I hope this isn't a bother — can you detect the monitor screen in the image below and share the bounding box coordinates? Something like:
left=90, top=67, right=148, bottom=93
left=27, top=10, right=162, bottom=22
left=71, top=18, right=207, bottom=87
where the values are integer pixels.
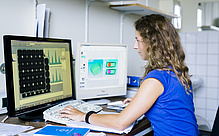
left=3, top=35, right=74, bottom=120
left=75, top=43, right=128, bottom=100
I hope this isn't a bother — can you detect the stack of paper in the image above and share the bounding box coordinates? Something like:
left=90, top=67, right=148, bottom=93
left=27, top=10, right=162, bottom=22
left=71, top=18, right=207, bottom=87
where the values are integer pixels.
left=0, top=123, right=34, bottom=135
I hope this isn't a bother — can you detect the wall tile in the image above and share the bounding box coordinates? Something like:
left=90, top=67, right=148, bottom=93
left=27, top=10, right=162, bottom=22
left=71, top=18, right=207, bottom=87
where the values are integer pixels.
left=207, top=99, right=218, bottom=110
left=195, top=87, right=207, bottom=98
left=208, top=43, right=219, bottom=54
left=206, top=109, right=217, bottom=122
left=195, top=109, right=206, bottom=118
left=181, top=42, right=186, bottom=49
left=206, top=109, right=218, bottom=129
left=182, top=43, right=187, bottom=54
left=186, top=33, right=197, bottom=43
left=196, top=54, right=207, bottom=65
left=218, top=90, right=219, bottom=103
left=179, top=33, right=186, bottom=43
left=207, top=65, right=218, bottom=77
left=208, top=32, right=219, bottom=43
left=186, top=43, right=196, bottom=54
left=197, top=32, right=208, bottom=43
left=207, top=77, right=218, bottom=88
left=196, top=65, right=207, bottom=76
left=195, top=97, right=206, bottom=109
left=186, top=54, right=196, bottom=65
left=207, top=54, right=218, bottom=65
left=180, top=31, right=219, bottom=130
left=188, top=65, right=196, bottom=75
left=207, top=88, right=218, bottom=99
left=193, top=96, right=196, bottom=103
left=197, top=43, right=208, bottom=54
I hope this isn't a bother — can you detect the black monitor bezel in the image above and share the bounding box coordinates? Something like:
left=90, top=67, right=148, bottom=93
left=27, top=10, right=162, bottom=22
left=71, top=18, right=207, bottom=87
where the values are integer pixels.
left=3, top=35, right=75, bottom=117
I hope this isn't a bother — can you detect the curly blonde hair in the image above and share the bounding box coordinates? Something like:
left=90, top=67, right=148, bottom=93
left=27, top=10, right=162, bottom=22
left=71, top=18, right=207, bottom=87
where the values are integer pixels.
left=135, top=14, right=192, bottom=92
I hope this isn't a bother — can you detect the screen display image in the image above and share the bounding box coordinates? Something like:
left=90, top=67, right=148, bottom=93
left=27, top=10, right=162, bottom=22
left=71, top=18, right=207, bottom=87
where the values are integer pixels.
left=75, top=43, right=128, bottom=100
left=88, top=59, right=104, bottom=77
left=88, top=59, right=118, bottom=78
left=3, top=35, right=74, bottom=121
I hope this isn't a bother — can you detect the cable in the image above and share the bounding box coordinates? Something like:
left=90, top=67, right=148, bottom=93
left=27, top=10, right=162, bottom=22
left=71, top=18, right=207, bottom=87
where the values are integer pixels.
left=1, top=115, right=8, bottom=123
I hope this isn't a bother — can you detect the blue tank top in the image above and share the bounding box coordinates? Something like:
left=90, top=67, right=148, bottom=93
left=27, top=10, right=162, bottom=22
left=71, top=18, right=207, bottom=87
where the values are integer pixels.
left=144, top=69, right=199, bottom=136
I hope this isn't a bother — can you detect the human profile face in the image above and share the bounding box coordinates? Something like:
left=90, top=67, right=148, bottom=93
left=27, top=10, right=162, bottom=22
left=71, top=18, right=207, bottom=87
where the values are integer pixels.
left=133, top=30, right=148, bottom=60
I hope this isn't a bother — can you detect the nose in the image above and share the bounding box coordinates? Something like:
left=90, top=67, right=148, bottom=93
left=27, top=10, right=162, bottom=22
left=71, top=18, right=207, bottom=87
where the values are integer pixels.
left=133, top=40, right=138, bottom=49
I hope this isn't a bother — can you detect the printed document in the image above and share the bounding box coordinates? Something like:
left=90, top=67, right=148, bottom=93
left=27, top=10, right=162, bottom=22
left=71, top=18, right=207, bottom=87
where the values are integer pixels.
left=0, top=123, right=34, bottom=135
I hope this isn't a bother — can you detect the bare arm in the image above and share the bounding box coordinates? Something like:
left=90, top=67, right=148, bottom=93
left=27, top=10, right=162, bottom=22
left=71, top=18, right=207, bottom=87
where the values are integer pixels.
left=59, top=78, right=164, bottom=130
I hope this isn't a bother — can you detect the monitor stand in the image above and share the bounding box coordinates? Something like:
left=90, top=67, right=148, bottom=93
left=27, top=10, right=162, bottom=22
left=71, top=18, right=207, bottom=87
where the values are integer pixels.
left=18, top=109, right=45, bottom=122
left=86, top=98, right=111, bottom=105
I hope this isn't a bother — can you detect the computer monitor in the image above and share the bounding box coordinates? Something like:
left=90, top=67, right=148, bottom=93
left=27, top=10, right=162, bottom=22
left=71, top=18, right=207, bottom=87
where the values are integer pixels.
left=3, top=35, right=74, bottom=121
left=75, top=43, right=128, bottom=100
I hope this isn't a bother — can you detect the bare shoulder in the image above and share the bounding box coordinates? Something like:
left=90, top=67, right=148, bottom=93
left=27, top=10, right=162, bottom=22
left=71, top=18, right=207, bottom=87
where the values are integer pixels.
left=139, top=78, right=164, bottom=96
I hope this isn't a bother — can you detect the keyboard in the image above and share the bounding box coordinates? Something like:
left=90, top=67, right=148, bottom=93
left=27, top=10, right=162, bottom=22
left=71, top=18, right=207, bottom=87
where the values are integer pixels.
left=43, top=99, right=102, bottom=124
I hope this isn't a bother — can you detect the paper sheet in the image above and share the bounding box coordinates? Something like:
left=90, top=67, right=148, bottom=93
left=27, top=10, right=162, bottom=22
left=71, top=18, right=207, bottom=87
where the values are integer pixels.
left=44, top=8, right=50, bottom=38
left=36, top=4, right=46, bottom=37
left=0, top=123, right=34, bottom=135
left=87, top=132, right=106, bottom=136
left=67, top=121, right=134, bottom=134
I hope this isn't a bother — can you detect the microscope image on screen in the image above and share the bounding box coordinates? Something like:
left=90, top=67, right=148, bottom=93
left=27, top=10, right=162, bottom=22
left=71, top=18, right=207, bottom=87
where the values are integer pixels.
left=17, top=49, right=50, bottom=99
left=88, top=59, right=103, bottom=78
left=16, top=47, right=67, bottom=101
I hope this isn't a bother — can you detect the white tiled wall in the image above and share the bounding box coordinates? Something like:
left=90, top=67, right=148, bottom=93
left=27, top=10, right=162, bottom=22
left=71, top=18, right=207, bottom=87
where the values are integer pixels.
left=179, top=31, right=219, bottom=130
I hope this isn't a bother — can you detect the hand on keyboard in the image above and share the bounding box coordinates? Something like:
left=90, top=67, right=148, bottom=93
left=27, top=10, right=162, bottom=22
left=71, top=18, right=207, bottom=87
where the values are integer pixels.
left=59, top=105, right=86, bottom=122
left=43, top=100, right=102, bottom=124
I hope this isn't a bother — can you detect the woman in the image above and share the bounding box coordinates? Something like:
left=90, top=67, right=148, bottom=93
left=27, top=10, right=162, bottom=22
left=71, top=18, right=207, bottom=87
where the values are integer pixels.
left=59, top=14, right=199, bottom=135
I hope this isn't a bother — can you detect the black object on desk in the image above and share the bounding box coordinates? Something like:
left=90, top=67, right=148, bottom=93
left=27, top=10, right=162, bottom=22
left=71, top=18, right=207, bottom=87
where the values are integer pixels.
left=211, top=107, right=219, bottom=136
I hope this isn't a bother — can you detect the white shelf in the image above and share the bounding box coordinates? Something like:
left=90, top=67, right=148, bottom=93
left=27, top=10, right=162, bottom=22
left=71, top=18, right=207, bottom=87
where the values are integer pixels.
left=110, top=3, right=179, bottom=18
left=201, top=26, right=219, bottom=31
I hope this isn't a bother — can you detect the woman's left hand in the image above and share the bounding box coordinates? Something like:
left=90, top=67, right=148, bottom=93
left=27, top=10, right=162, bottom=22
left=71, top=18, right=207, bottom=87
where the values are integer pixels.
left=58, top=105, right=86, bottom=122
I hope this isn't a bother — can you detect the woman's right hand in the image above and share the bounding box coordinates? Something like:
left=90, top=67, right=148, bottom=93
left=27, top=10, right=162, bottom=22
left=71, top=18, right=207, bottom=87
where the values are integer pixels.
left=59, top=105, right=86, bottom=122
left=123, top=98, right=133, bottom=104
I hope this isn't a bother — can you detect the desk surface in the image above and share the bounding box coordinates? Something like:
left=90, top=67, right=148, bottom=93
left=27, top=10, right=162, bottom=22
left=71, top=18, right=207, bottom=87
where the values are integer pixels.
left=0, top=97, right=152, bottom=136
left=0, top=114, right=151, bottom=136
